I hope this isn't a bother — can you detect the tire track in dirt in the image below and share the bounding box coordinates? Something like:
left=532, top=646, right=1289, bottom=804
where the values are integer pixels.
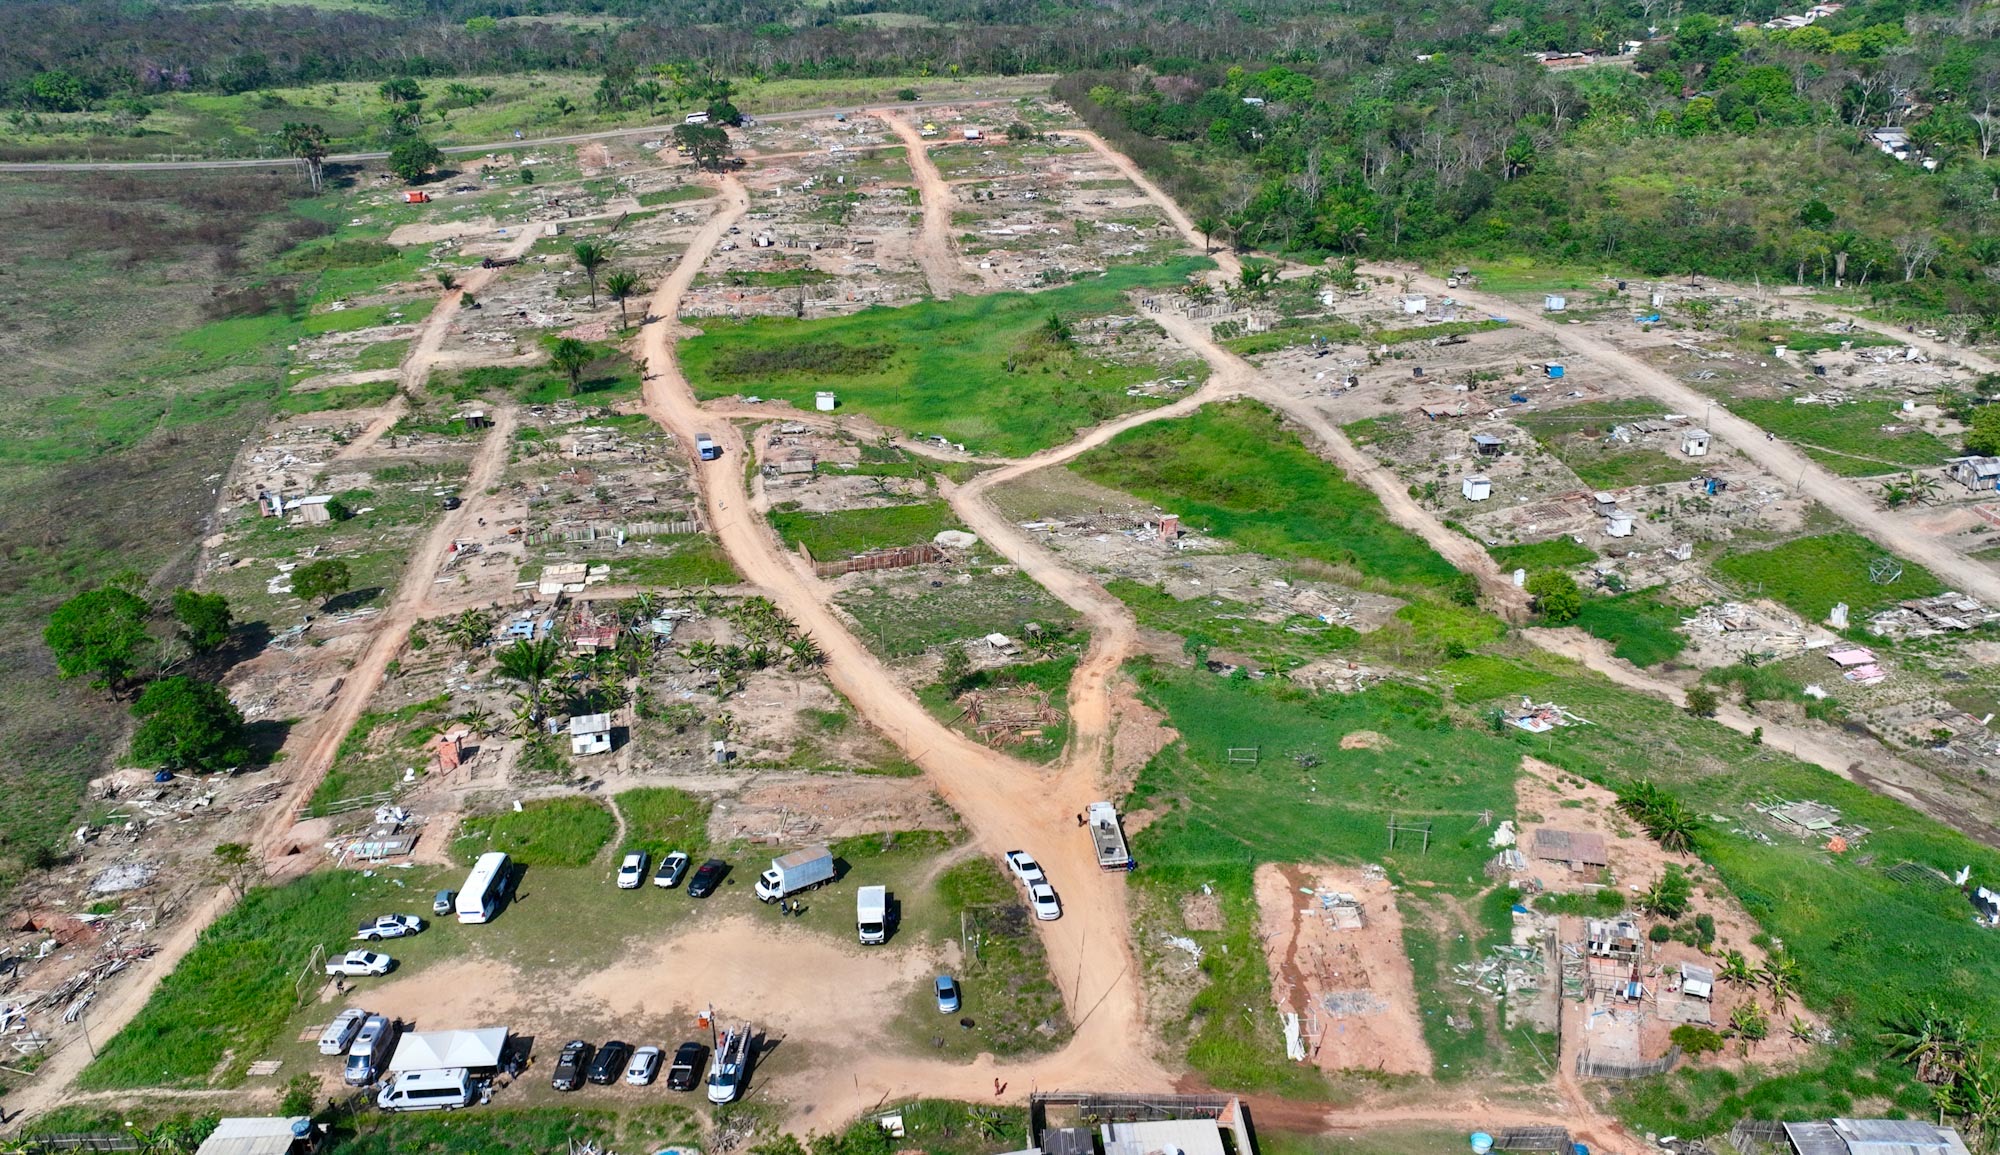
left=877, top=111, right=971, bottom=299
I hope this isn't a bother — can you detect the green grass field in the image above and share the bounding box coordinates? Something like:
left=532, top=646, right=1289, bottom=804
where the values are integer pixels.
left=601, top=534, right=742, bottom=587
left=770, top=501, right=962, bottom=559
left=1713, top=532, right=1942, bottom=619
left=1728, top=398, right=1957, bottom=476
left=682, top=259, right=1211, bottom=456
left=1105, top=579, right=1360, bottom=669
left=614, top=787, right=709, bottom=861
left=1487, top=538, right=1596, bottom=572
left=1573, top=587, right=1690, bottom=667
left=1073, top=401, right=1459, bottom=589
left=452, top=797, right=616, bottom=867
left=79, top=871, right=443, bottom=1090
left=837, top=566, right=1083, bottom=659
left=1517, top=400, right=1702, bottom=490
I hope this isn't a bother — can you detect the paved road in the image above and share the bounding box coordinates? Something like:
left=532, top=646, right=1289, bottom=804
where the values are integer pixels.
left=0, top=89, right=1052, bottom=173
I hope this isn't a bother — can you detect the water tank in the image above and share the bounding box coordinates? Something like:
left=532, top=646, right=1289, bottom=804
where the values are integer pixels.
left=1470, top=1134, right=1494, bottom=1155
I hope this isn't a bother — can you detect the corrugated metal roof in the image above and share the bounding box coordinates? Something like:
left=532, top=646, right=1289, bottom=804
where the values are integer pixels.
left=195, top=1117, right=308, bottom=1155
left=1784, top=1122, right=1849, bottom=1155
left=1103, top=1119, right=1228, bottom=1155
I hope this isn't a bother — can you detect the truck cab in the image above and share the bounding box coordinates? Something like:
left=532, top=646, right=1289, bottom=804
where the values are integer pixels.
left=695, top=434, right=721, bottom=461
left=857, top=885, right=887, bottom=944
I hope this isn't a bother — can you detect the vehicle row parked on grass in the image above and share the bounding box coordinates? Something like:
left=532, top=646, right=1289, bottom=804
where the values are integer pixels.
left=612, top=849, right=707, bottom=892
left=552, top=1038, right=711, bottom=1093
left=1004, top=849, right=1061, bottom=921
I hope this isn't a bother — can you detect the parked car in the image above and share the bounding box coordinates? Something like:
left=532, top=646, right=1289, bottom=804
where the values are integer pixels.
left=344, top=1014, right=398, bottom=1085
left=625, top=1045, right=663, bottom=1086
left=318, top=1008, right=368, bottom=1055
left=587, top=1040, right=633, bottom=1085
left=551, top=1040, right=593, bottom=1092
left=653, top=851, right=691, bottom=889
left=617, top=851, right=649, bottom=890
left=1003, top=851, right=1046, bottom=886
left=666, top=1042, right=708, bottom=1091
left=432, top=889, right=456, bottom=917
left=1028, top=882, right=1061, bottom=921
left=354, top=914, right=424, bottom=941
left=687, top=859, right=727, bottom=898
left=325, top=950, right=394, bottom=977
left=935, top=975, right=961, bottom=1014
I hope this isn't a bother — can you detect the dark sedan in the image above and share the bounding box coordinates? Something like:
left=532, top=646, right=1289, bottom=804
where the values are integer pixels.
left=587, top=1040, right=633, bottom=1085
left=687, top=859, right=728, bottom=898
left=551, top=1040, right=593, bottom=1092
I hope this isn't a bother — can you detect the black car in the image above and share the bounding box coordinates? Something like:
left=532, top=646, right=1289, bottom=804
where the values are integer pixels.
left=551, top=1040, right=593, bottom=1092
left=587, top=1040, right=633, bottom=1085
left=666, top=1041, right=709, bottom=1092
left=687, top=859, right=727, bottom=898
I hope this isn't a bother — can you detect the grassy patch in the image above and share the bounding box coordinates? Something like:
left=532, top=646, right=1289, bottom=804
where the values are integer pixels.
left=1573, top=588, right=1691, bottom=667
left=919, top=653, right=1078, bottom=763
left=837, top=567, right=1082, bottom=659
left=602, top=534, right=742, bottom=587
left=1488, top=538, right=1596, bottom=571
left=614, top=787, right=709, bottom=861
left=326, top=1105, right=700, bottom=1155
left=770, top=501, right=962, bottom=559
left=636, top=186, right=713, bottom=207
left=276, top=379, right=398, bottom=414
left=918, top=857, right=1073, bottom=1057
left=453, top=797, right=615, bottom=867
left=1517, top=400, right=1701, bottom=490
left=310, top=695, right=453, bottom=814
left=80, top=871, right=440, bottom=1090
left=1073, top=401, right=1458, bottom=589
left=1373, top=319, right=1510, bottom=345
left=1713, top=532, right=1942, bottom=619
left=1729, top=398, right=1957, bottom=476
left=682, top=259, right=1211, bottom=455
left=1106, top=579, right=1360, bottom=670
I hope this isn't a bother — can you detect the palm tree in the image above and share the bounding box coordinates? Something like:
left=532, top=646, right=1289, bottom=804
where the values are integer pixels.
left=1881, top=1002, right=1976, bottom=1085
left=604, top=269, right=645, bottom=330
left=786, top=634, right=825, bottom=671
left=494, top=636, right=562, bottom=725
left=1761, top=952, right=1803, bottom=1010
left=571, top=240, right=611, bottom=306
left=279, top=122, right=330, bottom=193
left=1194, top=213, right=1220, bottom=255
left=1718, top=949, right=1757, bottom=988
left=546, top=336, right=593, bottom=395
left=448, top=608, right=493, bottom=652
left=1646, top=797, right=1702, bottom=854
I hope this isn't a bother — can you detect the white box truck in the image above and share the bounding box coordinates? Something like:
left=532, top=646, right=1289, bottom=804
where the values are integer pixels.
left=1087, top=802, right=1132, bottom=870
left=857, top=886, right=887, bottom=944
left=754, top=845, right=834, bottom=902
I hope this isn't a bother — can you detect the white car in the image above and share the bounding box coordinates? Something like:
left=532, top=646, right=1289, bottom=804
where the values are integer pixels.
left=318, top=1008, right=369, bottom=1055
left=625, top=1045, right=664, bottom=1086
left=325, top=950, right=394, bottom=977
left=1028, top=882, right=1061, bottom=922
left=654, top=851, right=691, bottom=889
left=1003, top=850, right=1046, bottom=886
left=617, top=851, right=650, bottom=890
left=354, top=914, right=425, bottom=941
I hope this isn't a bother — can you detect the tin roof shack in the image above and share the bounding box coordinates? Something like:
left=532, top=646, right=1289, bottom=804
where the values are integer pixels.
left=1462, top=476, right=1493, bottom=502
left=1678, top=962, right=1714, bottom=1000
left=1532, top=828, right=1608, bottom=873
left=1681, top=428, right=1711, bottom=457
left=1950, top=457, right=2000, bottom=491
left=1769, top=1119, right=1972, bottom=1155
left=1028, top=1092, right=1256, bottom=1155
left=1473, top=433, right=1506, bottom=456
left=568, top=713, right=612, bottom=756
left=538, top=562, right=589, bottom=597
left=195, top=1118, right=320, bottom=1155
left=1585, top=916, right=1642, bottom=960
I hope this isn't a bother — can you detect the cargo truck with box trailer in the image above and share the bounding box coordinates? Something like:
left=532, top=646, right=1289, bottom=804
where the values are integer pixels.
left=753, top=845, right=834, bottom=902
left=856, top=886, right=887, bottom=944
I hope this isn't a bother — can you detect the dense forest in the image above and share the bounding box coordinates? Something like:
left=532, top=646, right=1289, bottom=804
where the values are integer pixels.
left=2, top=0, right=1996, bottom=328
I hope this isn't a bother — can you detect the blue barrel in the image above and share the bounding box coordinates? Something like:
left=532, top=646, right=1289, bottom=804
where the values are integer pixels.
left=1470, top=1133, right=1494, bottom=1155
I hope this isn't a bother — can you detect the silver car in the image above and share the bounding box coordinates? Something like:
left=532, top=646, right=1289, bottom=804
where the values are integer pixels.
left=625, top=1045, right=664, bottom=1086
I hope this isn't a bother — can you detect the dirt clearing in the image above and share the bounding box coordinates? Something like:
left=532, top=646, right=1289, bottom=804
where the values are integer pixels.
left=1253, top=862, right=1432, bottom=1077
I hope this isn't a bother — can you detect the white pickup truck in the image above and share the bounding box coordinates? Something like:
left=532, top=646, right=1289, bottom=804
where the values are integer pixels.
left=325, top=950, right=394, bottom=977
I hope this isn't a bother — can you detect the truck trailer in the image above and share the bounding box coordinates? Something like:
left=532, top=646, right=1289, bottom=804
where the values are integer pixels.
left=1087, top=802, right=1132, bottom=870
left=856, top=886, right=887, bottom=944
left=754, top=846, right=834, bottom=902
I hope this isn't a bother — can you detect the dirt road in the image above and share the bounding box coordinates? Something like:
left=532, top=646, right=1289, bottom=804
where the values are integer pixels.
left=334, top=226, right=542, bottom=462
left=877, top=113, right=970, bottom=298
left=1386, top=265, right=2000, bottom=608
left=635, top=174, right=1173, bottom=1116
left=1066, top=130, right=1239, bottom=282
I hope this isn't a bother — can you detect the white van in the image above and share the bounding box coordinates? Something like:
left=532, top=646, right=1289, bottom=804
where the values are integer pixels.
left=684, top=111, right=710, bottom=125
left=376, top=1067, right=475, bottom=1112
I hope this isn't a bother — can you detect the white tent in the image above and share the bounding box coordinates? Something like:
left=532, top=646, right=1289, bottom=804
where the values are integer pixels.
left=388, top=1027, right=509, bottom=1073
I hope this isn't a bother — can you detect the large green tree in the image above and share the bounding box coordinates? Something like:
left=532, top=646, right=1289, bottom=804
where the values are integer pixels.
left=1525, top=570, right=1582, bottom=623
left=130, top=676, right=249, bottom=772
left=45, top=586, right=152, bottom=692
left=171, top=589, right=233, bottom=653
left=546, top=336, right=593, bottom=394
left=292, top=558, right=352, bottom=607
left=389, top=136, right=443, bottom=183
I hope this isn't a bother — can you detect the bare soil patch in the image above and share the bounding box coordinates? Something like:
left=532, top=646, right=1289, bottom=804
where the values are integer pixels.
left=1253, top=862, right=1432, bottom=1077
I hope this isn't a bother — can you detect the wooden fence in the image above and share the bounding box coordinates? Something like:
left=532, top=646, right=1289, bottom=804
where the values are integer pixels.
left=1575, top=1044, right=1681, bottom=1079
left=808, top=543, right=944, bottom=579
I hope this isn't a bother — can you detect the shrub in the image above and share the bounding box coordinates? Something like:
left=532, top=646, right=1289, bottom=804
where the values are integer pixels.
left=1672, top=1024, right=1728, bottom=1056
